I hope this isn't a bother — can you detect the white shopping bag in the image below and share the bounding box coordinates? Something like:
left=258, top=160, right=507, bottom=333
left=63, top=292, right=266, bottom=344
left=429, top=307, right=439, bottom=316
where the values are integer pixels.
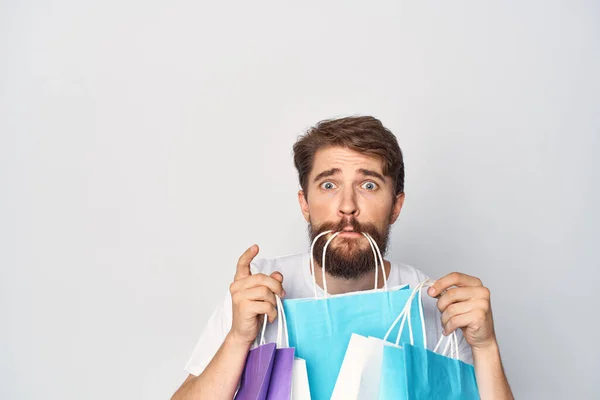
left=291, top=357, right=311, bottom=399
left=357, top=337, right=387, bottom=399
left=330, top=334, right=383, bottom=399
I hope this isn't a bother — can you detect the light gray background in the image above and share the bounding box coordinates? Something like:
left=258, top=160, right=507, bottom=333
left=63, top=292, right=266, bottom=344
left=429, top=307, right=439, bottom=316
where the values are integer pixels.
left=1, top=1, right=599, bottom=399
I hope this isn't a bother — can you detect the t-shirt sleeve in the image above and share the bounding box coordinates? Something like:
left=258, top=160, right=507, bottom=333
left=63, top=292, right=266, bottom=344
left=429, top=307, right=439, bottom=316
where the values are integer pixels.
left=184, top=291, right=233, bottom=376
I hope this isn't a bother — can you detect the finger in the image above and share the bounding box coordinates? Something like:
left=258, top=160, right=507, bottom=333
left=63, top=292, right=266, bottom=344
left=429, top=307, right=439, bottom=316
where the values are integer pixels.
left=270, top=271, right=284, bottom=283
left=428, top=272, right=483, bottom=297
left=242, top=286, right=278, bottom=308
left=234, top=245, right=259, bottom=281
left=230, top=274, right=286, bottom=298
left=443, top=309, right=487, bottom=335
left=440, top=299, right=489, bottom=326
left=249, top=301, right=278, bottom=323
left=437, top=287, right=490, bottom=313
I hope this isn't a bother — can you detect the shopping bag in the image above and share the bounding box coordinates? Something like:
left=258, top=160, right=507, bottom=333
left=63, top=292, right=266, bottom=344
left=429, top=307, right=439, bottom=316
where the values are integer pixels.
left=236, top=294, right=291, bottom=400
left=235, top=333, right=277, bottom=400
left=290, top=358, right=311, bottom=400
left=333, top=279, right=429, bottom=400
left=266, top=296, right=295, bottom=400
left=283, top=231, right=424, bottom=400
left=378, top=343, right=408, bottom=399
left=403, top=335, right=479, bottom=399
left=378, top=279, right=433, bottom=399
left=330, top=333, right=382, bottom=399
left=377, top=280, right=480, bottom=399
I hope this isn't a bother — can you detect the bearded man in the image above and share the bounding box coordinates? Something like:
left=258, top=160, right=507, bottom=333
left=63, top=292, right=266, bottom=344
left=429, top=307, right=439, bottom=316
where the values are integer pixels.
left=172, top=116, right=514, bottom=400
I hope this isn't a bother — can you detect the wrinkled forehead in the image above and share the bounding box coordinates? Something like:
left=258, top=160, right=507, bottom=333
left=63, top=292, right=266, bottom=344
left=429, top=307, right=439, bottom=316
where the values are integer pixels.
left=309, top=146, right=386, bottom=180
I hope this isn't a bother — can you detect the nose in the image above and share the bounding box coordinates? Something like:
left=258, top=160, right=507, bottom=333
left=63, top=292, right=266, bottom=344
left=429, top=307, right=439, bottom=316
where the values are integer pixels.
left=337, top=187, right=359, bottom=217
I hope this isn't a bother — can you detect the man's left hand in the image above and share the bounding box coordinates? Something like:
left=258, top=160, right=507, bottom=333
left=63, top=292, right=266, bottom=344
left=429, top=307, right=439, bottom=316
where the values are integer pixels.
left=428, top=272, right=497, bottom=351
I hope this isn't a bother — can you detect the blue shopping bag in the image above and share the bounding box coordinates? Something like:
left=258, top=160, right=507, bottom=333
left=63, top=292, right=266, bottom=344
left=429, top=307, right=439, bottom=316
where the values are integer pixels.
left=336, top=279, right=432, bottom=400
left=379, top=341, right=479, bottom=400
left=378, top=280, right=479, bottom=400
left=403, top=342, right=479, bottom=399
left=379, top=344, right=408, bottom=399
left=283, top=231, right=425, bottom=400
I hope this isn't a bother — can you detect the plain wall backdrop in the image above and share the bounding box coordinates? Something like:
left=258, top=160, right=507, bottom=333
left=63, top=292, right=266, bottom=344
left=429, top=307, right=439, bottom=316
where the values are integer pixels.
left=1, top=1, right=599, bottom=399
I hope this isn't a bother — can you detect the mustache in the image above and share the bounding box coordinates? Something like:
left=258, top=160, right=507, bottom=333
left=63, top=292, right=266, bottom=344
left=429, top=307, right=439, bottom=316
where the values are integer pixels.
left=312, top=218, right=382, bottom=241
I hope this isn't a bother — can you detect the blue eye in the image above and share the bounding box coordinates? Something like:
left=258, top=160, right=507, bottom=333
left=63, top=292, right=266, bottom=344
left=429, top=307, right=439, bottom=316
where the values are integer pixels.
left=362, top=181, right=378, bottom=191
left=321, top=181, right=336, bottom=190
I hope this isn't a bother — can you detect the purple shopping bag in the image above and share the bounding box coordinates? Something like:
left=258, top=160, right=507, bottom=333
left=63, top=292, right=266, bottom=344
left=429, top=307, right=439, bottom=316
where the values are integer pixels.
left=237, top=295, right=296, bottom=400
left=266, top=347, right=295, bottom=399
left=235, top=316, right=277, bottom=400
left=266, top=296, right=295, bottom=400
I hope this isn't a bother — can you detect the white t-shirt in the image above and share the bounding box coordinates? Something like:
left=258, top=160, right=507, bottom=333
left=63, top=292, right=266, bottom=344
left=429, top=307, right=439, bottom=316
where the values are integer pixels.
left=184, top=253, right=473, bottom=376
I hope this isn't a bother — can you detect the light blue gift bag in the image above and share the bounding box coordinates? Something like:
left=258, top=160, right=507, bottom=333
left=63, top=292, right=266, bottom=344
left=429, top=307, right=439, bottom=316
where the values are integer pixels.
left=379, top=344, right=408, bottom=398
left=283, top=231, right=424, bottom=400
left=403, top=342, right=479, bottom=399
left=378, top=280, right=480, bottom=399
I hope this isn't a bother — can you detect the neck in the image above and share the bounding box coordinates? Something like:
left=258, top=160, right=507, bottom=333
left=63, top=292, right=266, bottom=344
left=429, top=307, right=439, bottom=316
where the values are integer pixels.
left=311, top=258, right=391, bottom=295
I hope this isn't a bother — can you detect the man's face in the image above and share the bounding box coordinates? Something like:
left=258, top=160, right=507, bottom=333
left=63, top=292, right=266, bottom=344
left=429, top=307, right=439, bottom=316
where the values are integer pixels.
left=298, top=146, right=405, bottom=279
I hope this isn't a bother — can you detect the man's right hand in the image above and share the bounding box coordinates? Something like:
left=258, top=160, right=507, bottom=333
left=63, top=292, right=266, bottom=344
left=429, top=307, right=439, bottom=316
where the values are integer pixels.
left=170, top=245, right=286, bottom=400
left=228, top=245, right=285, bottom=346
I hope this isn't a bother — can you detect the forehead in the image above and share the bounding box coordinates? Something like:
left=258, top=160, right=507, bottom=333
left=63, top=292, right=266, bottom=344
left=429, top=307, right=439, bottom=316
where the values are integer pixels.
left=310, top=146, right=385, bottom=176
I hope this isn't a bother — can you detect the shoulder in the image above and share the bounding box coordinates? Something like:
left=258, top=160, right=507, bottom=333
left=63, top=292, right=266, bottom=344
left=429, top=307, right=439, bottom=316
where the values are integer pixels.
left=391, top=261, right=431, bottom=287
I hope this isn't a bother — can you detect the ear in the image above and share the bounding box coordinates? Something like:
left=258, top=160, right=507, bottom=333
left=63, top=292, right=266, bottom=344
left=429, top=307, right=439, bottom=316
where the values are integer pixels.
left=298, top=190, right=310, bottom=223
left=389, top=192, right=405, bottom=224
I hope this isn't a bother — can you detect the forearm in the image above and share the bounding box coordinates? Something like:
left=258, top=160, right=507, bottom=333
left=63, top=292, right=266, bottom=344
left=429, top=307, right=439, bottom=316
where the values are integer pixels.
left=472, top=341, right=514, bottom=400
left=172, top=333, right=251, bottom=400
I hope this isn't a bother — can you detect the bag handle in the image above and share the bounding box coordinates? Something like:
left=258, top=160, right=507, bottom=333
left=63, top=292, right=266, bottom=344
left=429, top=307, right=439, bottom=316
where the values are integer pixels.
left=364, top=232, right=389, bottom=291
left=256, top=312, right=269, bottom=348
left=309, top=230, right=388, bottom=298
left=383, top=279, right=432, bottom=346
left=258, top=294, right=289, bottom=349
left=433, top=328, right=460, bottom=360
left=382, top=278, right=461, bottom=360
left=275, top=295, right=289, bottom=348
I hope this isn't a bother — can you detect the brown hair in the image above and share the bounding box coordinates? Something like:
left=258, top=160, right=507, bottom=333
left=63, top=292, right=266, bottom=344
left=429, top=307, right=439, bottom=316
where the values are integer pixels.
left=293, top=115, right=405, bottom=197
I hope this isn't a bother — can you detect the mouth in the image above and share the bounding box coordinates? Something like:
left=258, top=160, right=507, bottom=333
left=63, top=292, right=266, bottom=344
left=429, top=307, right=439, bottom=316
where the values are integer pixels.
left=337, top=228, right=362, bottom=239
left=338, top=232, right=362, bottom=238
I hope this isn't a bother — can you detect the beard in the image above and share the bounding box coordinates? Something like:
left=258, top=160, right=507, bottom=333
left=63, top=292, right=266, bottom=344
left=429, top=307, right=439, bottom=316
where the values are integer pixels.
left=308, top=216, right=392, bottom=280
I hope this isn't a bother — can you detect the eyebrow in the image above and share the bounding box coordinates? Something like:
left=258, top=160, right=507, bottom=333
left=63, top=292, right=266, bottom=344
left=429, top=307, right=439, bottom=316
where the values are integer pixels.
left=312, top=168, right=386, bottom=183
left=357, top=168, right=386, bottom=182
left=313, top=168, right=341, bottom=183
